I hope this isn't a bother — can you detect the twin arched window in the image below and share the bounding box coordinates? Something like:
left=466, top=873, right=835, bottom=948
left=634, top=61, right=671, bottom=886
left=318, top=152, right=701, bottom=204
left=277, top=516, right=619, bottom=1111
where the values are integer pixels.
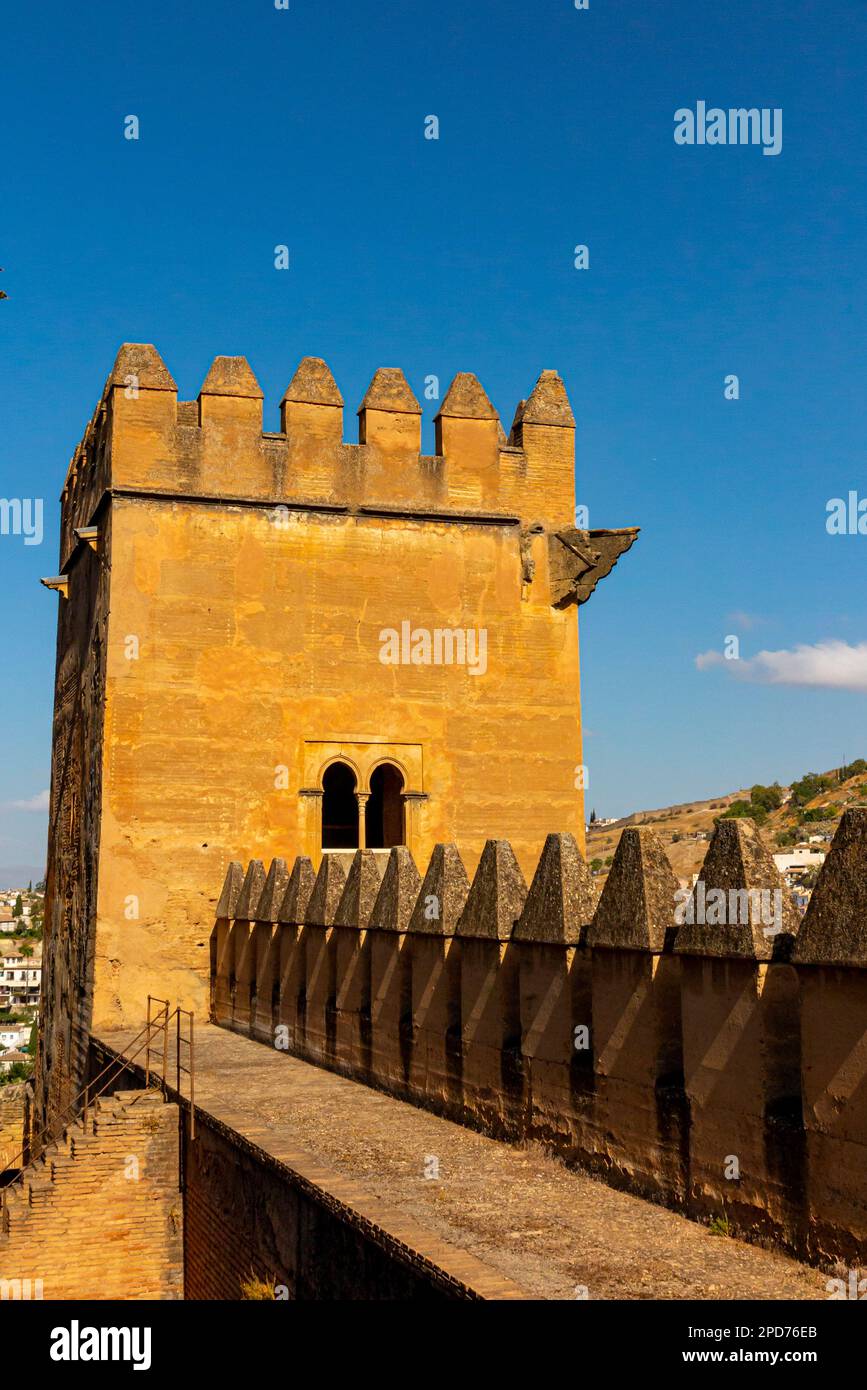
left=321, top=761, right=405, bottom=851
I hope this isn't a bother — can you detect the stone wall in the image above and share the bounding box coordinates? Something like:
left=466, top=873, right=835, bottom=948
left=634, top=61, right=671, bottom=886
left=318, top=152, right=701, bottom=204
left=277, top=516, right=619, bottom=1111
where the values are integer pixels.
left=211, top=809, right=867, bottom=1268
left=181, top=1106, right=517, bottom=1300
left=0, top=1084, right=27, bottom=1172
left=0, top=1089, right=181, bottom=1299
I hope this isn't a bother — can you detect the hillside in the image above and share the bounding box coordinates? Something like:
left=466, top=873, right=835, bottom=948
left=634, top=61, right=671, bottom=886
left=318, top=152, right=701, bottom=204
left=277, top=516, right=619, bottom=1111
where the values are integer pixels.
left=586, top=761, right=867, bottom=884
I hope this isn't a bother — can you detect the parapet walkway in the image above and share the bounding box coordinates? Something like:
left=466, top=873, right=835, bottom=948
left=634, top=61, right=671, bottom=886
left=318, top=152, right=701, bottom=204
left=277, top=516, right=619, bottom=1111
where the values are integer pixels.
left=98, top=1022, right=827, bottom=1301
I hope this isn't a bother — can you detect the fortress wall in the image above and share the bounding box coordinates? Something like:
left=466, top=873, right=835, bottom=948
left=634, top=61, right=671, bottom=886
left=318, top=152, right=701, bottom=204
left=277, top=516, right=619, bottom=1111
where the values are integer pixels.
left=211, top=810, right=867, bottom=1266
left=181, top=1109, right=485, bottom=1301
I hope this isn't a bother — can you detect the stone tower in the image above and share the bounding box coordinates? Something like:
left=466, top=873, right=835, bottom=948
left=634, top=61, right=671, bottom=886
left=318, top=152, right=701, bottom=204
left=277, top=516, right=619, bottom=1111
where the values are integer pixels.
left=37, top=343, right=636, bottom=1121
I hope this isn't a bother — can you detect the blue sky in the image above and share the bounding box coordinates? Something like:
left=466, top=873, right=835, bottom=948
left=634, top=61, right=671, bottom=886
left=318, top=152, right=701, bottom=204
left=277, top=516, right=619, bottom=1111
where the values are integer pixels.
left=1, top=0, right=865, bottom=878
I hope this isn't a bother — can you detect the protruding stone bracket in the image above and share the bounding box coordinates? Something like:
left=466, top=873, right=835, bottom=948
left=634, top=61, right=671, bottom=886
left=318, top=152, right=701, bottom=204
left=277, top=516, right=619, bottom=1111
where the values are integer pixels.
left=73, top=526, right=99, bottom=551
left=40, top=576, right=69, bottom=598
left=548, top=527, right=639, bottom=609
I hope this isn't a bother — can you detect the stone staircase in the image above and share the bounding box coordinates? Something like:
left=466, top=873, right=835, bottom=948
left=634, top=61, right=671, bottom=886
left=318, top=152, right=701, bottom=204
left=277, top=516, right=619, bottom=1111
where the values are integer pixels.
left=0, top=1088, right=183, bottom=1299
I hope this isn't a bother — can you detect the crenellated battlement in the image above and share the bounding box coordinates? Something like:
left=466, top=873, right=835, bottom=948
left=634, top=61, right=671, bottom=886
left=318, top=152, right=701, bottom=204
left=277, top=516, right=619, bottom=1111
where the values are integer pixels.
left=210, top=809, right=867, bottom=1268
left=59, top=344, right=597, bottom=568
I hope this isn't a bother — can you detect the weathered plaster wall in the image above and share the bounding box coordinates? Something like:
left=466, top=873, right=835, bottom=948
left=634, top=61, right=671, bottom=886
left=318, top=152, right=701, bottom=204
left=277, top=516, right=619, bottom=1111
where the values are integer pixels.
left=95, top=496, right=583, bottom=1028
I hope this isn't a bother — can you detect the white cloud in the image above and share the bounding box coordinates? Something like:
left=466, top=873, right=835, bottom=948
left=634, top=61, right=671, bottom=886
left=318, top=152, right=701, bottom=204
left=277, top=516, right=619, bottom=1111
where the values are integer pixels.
left=5, top=790, right=50, bottom=813
left=696, top=640, right=867, bottom=693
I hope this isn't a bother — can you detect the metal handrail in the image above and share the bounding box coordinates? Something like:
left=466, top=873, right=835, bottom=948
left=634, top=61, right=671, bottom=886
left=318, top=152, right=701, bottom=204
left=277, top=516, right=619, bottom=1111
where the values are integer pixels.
left=0, top=1011, right=170, bottom=1217
left=175, top=1009, right=195, bottom=1141
left=1, top=998, right=198, bottom=1229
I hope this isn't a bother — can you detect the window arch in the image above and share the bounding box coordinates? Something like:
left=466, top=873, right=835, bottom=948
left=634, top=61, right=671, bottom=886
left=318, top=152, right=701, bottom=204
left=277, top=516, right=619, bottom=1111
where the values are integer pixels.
left=366, top=763, right=405, bottom=849
left=321, top=761, right=358, bottom=849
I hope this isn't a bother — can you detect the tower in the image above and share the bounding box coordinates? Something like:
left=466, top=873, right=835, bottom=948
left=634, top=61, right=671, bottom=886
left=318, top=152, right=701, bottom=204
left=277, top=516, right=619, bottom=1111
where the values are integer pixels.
left=37, top=344, right=637, bottom=1121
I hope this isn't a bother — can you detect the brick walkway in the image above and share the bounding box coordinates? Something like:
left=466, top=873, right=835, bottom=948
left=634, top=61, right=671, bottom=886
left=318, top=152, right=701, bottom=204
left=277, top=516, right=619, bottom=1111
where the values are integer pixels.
left=99, top=1023, right=828, bottom=1301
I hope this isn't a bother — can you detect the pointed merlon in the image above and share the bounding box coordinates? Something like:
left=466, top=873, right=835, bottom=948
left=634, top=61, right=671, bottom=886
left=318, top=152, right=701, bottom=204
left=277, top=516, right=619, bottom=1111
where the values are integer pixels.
left=358, top=368, right=421, bottom=416
left=199, top=356, right=263, bottom=399
left=674, top=818, right=799, bottom=960
left=278, top=856, right=317, bottom=925
left=215, top=861, right=245, bottom=919
left=587, top=828, right=679, bottom=952
left=233, top=860, right=267, bottom=921
left=509, top=400, right=526, bottom=445
left=305, top=854, right=350, bottom=927
left=435, top=373, right=499, bottom=421
left=456, top=840, right=528, bottom=941
left=513, top=833, right=597, bottom=945
left=255, top=858, right=290, bottom=923
left=793, top=809, right=867, bottom=966
left=108, top=344, right=176, bottom=393
left=334, top=850, right=386, bottom=929
left=521, top=370, right=574, bottom=428
left=281, top=357, right=344, bottom=408
left=407, top=843, right=470, bottom=936
left=371, top=847, right=423, bottom=932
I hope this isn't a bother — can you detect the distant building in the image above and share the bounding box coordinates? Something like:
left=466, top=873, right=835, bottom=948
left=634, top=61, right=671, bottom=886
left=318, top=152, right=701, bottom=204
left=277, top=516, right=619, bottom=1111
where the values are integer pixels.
left=773, top=850, right=825, bottom=885
left=0, top=1023, right=30, bottom=1050
left=0, top=944, right=42, bottom=1009
left=0, top=1049, right=30, bottom=1074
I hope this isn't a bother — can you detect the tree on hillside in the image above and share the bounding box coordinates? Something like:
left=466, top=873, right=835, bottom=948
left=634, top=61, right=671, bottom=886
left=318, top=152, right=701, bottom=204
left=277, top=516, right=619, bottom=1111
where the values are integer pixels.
left=12, top=895, right=22, bottom=918
left=750, top=783, right=783, bottom=812
left=721, top=799, right=768, bottom=826
left=791, top=773, right=833, bottom=807
left=840, top=759, right=867, bottom=782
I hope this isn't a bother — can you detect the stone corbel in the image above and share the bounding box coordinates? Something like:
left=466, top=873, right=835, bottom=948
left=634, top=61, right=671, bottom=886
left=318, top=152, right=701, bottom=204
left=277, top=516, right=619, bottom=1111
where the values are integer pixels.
left=548, top=526, right=639, bottom=608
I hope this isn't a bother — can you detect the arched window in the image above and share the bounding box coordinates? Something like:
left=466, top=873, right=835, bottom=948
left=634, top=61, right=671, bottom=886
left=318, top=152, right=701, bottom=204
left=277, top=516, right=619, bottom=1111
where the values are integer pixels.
left=366, top=764, right=405, bottom=849
left=321, top=762, right=358, bottom=849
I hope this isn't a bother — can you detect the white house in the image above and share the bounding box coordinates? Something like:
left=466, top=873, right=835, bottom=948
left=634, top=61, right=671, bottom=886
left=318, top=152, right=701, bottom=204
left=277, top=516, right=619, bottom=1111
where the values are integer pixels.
left=773, top=850, right=826, bottom=879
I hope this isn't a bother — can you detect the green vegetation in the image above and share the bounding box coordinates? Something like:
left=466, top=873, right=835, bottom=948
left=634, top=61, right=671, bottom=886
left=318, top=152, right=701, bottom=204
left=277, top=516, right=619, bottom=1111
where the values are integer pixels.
left=750, top=783, right=784, bottom=812
left=0, top=1061, right=32, bottom=1086
left=839, top=759, right=867, bottom=782
left=720, top=799, right=768, bottom=826
left=790, top=772, right=834, bottom=807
